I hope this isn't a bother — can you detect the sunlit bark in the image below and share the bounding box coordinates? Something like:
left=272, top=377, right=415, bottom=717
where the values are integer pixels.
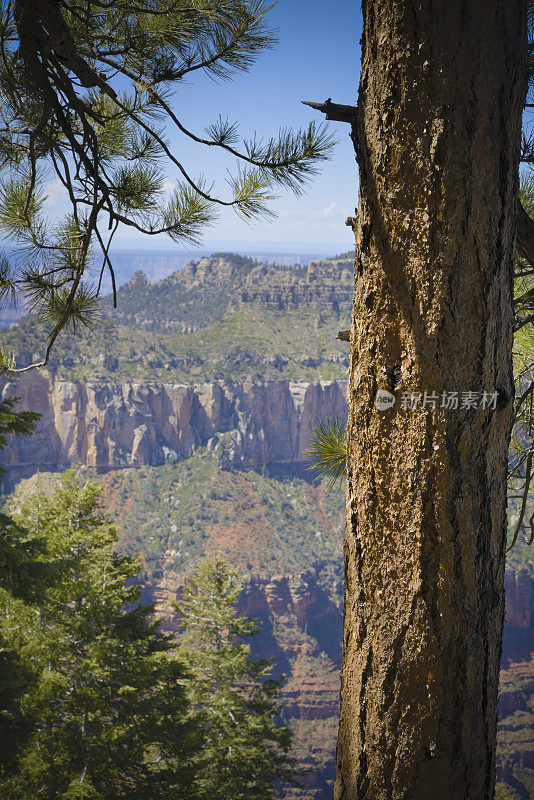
left=336, top=3, right=527, bottom=798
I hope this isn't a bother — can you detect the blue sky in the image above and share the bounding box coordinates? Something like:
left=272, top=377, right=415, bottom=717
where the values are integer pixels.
left=45, top=1, right=364, bottom=254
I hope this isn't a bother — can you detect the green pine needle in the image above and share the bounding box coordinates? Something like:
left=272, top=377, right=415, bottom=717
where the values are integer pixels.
left=0, top=338, right=16, bottom=374
left=0, top=254, right=17, bottom=307
left=162, top=182, right=217, bottom=243
left=0, top=0, right=336, bottom=367
left=0, top=179, right=44, bottom=238
left=306, top=417, right=347, bottom=491
left=37, top=284, right=99, bottom=334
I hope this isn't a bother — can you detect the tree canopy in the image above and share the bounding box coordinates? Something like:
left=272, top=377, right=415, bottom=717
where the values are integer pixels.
left=0, top=467, right=300, bottom=798
left=0, top=471, right=199, bottom=798
left=175, top=556, right=299, bottom=800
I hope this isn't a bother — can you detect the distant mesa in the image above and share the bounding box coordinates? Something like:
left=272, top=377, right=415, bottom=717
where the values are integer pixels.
left=1, top=252, right=354, bottom=385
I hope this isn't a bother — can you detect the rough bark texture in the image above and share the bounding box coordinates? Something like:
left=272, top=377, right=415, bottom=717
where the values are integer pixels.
left=335, top=3, right=527, bottom=799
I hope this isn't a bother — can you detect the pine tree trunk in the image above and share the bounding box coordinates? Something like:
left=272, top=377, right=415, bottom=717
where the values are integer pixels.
left=335, top=3, right=527, bottom=799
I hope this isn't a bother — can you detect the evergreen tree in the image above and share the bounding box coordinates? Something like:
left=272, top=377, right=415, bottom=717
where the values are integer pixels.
left=0, top=0, right=334, bottom=370
left=0, top=397, right=42, bottom=594
left=175, top=556, right=299, bottom=800
left=0, top=397, right=44, bottom=772
left=0, top=509, right=52, bottom=774
left=1, top=471, right=198, bottom=799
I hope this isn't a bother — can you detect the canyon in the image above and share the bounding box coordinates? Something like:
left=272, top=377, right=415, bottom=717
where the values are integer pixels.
left=1, top=254, right=533, bottom=798
left=2, top=370, right=534, bottom=798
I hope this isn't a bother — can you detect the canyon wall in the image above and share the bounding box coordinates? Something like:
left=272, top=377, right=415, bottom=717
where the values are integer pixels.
left=140, top=564, right=343, bottom=800
left=0, top=373, right=347, bottom=479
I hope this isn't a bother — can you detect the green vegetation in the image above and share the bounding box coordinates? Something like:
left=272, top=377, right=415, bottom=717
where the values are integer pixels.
left=0, top=398, right=39, bottom=473
left=7, top=448, right=347, bottom=612
left=1, top=472, right=198, bottom=798
left=210, top=253, right=261, bottom=270
left=307, top=418, right=347, bottom=490
left=176, top=557, right=299, bottom=800
left=0, top=399, right=49, bottom=772
left=0, top=398, right=42, bottom=597
left=5, top=457, right=345, bottom=796
left=7, top=452, right=534, bottom=798
left=0, top=469, right=300, bottom=799
left=90, top=452, right=345, bottom=581
left=1, top=253, right=353, bottom=383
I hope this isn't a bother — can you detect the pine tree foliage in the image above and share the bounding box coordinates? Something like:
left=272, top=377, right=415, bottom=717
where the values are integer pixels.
left=306, top=417, right=347, bottom=491
left=0, top=397, right=47, bottom=773
left=174, top=555, right=299, bottom=800
left=0, top=0, right=335, bottom=372
left=507, top=183, right=534, bottom=548
left=494, top=786, right=514, bottom=800
left=0, top=471, right=199, bottom=799
left=0, top=397, right=44, bottom=600
left=0, top=505, right=54, bottom=772
left=0, top=397, right=39, bottom=475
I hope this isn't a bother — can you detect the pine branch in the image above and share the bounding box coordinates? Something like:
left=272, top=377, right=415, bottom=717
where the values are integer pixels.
left=306, top=418, right=348, bottom=492
left=0, top=0, right=334, bottom=368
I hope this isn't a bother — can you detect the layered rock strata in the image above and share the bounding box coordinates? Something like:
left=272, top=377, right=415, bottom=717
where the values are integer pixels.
left=0, top=374, right=347, bottom=479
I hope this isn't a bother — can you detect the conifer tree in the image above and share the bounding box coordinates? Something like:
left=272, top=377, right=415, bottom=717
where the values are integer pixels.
left=0, top=471, right=199, bottom=799
left=0, top=397, right=43, bottom=772
left=0, top=397, right=42, bottom=593
left=330, top=3, right=527, bottom=797
left=0, top=0, right=335, bottom=371
left=175, top=556, right=299, bottom=800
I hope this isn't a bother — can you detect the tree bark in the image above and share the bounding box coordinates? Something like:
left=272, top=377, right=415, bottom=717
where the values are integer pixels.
left=335, top=3, right=527, bottom=799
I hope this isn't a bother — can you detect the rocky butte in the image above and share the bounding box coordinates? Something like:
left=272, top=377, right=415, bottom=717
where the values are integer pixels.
left=1, top=254, right=533, bottom=799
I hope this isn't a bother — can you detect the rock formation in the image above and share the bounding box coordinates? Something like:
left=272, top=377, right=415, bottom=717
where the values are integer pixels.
left=1, top=248, right=532, bottom=797
left=3, top=366, right=534, bottom=798
left=0, top=374, right=347, bottom=482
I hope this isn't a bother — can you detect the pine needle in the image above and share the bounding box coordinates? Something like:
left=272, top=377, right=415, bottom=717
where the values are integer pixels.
left=306, top=417, right=347, bottom=492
